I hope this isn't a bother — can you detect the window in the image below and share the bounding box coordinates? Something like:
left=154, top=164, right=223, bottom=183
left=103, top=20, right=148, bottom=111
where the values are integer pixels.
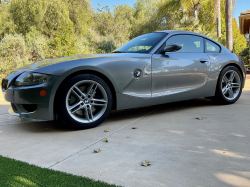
left=114, top=32, right=167, bottom=53
left=205, top=39, right=221, bottom=53
left=157, top=35, right=204, bottom=53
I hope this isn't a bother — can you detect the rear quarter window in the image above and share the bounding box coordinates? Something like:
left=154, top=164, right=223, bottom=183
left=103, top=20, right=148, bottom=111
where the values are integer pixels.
left=205, top=39, right=221, bottom=53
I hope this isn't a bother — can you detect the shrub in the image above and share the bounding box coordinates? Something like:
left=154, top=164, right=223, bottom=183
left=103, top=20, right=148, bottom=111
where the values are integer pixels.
left=0, top=34, right=31, bottom=79
left=75, top=37, right=91, bottom=55
left=96, top=39, right=117, bottom=53
left=49, top=25, right=78, bottom=57
left=25, top=28, right=49, bottom=61
left=239, top=47, right=249, bottom=66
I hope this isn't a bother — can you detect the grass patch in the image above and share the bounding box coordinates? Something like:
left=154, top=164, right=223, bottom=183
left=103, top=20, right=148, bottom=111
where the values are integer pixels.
left=0, top=155, right=119, bottom=187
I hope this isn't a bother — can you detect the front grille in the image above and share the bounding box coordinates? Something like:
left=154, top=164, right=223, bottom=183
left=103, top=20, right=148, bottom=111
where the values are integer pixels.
left=1, top=78, right=8, bottom=90
left=11, top=103, right=18, bottom=113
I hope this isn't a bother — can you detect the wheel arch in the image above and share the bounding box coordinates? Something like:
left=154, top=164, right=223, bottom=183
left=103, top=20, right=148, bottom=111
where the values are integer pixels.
left=53, top=70, right=117, bottom=118
left=214, top=62, right=245, bottom=94
left=221, top=63, right=244, bottom=80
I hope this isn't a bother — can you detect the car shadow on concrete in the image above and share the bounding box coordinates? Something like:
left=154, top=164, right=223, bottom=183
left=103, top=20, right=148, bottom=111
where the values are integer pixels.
left=11, top=97, right=216, bottom=133
left=10, top=89, right=250, bottom=133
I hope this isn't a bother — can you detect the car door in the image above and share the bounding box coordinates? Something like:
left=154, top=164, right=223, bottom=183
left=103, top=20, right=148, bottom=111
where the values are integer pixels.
left=151, top=34, right=210, bottom=97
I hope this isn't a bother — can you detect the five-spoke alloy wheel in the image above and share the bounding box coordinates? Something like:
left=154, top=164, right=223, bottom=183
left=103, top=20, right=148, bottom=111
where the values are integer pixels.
left=66, top=80, right=108, bottom=123
left=213, top=66, right=243, bottom=104
left=57, top=74, right=113, bottom=129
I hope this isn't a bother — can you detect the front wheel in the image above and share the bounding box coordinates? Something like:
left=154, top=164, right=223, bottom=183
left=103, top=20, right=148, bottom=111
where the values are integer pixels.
left=212, top=66, right=243, bottom=105
left=56, top=74, right=113, bottom=129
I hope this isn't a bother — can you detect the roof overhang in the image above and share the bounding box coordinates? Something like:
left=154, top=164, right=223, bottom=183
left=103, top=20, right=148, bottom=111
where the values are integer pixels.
left=239, top=10, right=250, bottom=34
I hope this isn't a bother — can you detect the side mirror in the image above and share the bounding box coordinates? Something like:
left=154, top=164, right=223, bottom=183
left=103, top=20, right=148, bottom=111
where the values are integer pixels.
left=164, top=43, right=182, bottom=53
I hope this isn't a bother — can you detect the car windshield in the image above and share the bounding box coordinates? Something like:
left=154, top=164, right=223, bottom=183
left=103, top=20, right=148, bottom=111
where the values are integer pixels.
left=114, top=32, right=167, bottom=53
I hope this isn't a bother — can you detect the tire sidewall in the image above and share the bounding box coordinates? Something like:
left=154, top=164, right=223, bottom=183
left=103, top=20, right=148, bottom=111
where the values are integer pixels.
left=57, top=74, right=113, bottom=129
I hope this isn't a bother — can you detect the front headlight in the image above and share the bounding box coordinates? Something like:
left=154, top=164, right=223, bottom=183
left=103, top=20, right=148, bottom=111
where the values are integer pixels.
left=14, top=72, right=51, bottom=86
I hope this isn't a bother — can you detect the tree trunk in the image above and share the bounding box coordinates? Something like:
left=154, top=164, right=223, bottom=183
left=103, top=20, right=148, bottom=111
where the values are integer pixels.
left=215, top=0, right=221, bottom=38
left=193, top=9, right=198, bottom=21
left=193, top=2, right=202, bottom=21
left=225, top=0, right=233, bottom=51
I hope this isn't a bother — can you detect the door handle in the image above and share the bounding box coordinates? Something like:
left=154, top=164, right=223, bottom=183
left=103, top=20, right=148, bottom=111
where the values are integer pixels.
left=199, top=58, right=208, bottom=63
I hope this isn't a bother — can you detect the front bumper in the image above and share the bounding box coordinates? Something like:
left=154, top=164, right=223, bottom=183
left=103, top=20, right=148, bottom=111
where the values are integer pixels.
left=2, top=75, right=60, bottom=122
left=8, top=107, right=48, bottom=122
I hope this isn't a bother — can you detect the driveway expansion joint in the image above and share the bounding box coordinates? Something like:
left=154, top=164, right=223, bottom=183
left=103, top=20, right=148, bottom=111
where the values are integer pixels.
left=48, top=107, right=160, bottom=169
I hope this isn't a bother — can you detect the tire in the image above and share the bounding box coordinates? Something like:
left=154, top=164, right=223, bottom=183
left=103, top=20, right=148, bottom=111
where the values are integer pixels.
left=212, top=66, right=243, bottom=105
left=56, top=74, right=113, bottom=129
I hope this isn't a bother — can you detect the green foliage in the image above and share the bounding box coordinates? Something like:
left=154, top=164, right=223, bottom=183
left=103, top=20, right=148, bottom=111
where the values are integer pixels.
left=66, top=0, right=93, bottom=36
left=217, top=17, right=247, bottom=56
left=175, top=17, right=200, bottom=32
left=239, top=47, right=249, bottom=65
left=50, top=25, right=78, bottom=57
left=0, top=0, right=248, bottom=81
left=232, top=18, right=247, bottom=55
left=0, top=34, right=31, bottom=78
left=9, top=0, right=87, bottom=37
left=25, top=27, right=48, bottom=61
left=0, top=2, right=15, bottom=38
left=97, top=39, right=117, bottom=53
left=131, top=0, right=161, bottom=38
left=198, top=0, right=216, bottom=32
left=94, top=4, right=134, bottom=45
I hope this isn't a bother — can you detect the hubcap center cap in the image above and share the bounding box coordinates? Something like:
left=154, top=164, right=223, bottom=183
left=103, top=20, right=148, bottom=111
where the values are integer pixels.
left=84, top=99, right=89, bottom=104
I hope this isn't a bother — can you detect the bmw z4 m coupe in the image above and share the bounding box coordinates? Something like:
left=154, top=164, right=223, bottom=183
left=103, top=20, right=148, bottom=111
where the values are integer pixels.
left=1, top=31, right=246, bottom=129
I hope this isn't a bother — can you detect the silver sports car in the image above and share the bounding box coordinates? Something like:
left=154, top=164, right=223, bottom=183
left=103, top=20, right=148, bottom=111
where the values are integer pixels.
left=1, top=30, right=246, bottom=129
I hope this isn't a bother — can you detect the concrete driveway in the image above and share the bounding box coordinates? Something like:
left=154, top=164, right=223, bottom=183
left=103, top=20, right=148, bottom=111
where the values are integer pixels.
left=0, top=79, right=250, bottom=187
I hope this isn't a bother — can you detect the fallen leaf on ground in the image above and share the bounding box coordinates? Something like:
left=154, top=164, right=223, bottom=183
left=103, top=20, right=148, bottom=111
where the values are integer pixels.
left=132, top=127, right=138, bottom=129
left=94, top=149, right=101, bottom=153
left=140, top=160, right=151, bottom=167
left=223, top=151, right=226, bottom=153
left=103, top=138, right=108, bottom=142
left=104, top=128, right=110, bottom=132
left=195, top=116, right=207, bottom=120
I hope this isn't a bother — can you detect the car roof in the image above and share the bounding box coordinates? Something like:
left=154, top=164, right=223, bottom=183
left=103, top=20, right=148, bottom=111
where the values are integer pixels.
left=157, top=30, right=205, bottom=36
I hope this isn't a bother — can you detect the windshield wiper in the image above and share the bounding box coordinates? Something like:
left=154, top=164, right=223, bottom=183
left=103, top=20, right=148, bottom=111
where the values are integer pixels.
left=112, top=51, right=126, bottom=53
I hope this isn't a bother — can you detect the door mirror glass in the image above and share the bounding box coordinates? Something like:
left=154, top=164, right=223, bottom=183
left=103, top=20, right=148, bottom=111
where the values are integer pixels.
left=164, top=43, right=182, bottom=53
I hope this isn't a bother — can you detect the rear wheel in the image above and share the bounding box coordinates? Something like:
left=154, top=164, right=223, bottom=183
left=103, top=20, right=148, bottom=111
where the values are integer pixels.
left=56, top=74, right=113, bottom=129
left=212, top=66, right=242, bottom=104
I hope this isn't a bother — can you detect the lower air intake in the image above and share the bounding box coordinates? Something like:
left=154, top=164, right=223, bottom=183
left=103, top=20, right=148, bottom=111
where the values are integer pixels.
left=11, top=103, right=18, bottom=113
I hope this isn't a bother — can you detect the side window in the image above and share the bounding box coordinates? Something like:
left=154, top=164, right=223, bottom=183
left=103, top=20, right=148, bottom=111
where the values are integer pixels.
left=157, top=35, right=204, bottom=53
left=205, top=39, right=221, bottom=53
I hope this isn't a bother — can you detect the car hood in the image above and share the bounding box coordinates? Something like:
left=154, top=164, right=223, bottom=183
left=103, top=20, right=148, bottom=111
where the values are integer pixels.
left=9, top=52, right=152, bottom=77
left=18, top=54, right=109, bottom=72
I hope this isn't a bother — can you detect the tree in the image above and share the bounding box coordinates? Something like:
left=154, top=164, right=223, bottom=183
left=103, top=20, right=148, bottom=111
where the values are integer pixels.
left=232, top=18, right=247, bottom=54
left=198, top=0, right=216, bottom=35
left=131, top=0, right=160, bottom=38
left=66, top=0, right=93, bottom=36
left=94, top=4, right=134, bottom=46
left=9, top=0, right=74, bottom=37
left=0, top=0, right=10, bottom=3
left=0, top=2, right=15, bottom=39
left=225, top=0, right=233, bottom=51
left=180, top=0, right=203, bottom=20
